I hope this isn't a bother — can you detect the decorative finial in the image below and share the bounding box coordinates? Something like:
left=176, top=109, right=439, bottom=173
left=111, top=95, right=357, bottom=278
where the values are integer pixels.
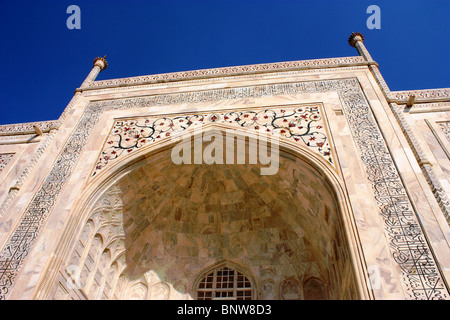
left=93, top=55, right=108, bottom=71
left=348, top=32, right=365, bottom=47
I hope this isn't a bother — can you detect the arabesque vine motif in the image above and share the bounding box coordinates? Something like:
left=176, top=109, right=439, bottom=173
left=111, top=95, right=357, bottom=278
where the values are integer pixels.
left=92, top=106, right=332, bottom=176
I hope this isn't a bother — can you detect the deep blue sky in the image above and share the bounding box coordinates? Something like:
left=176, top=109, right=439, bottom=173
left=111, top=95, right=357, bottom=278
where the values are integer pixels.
left=0, top=0, right=448, bottom=125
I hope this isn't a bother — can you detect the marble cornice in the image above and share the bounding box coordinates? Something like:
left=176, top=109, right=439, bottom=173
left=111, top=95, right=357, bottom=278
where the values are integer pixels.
left=391, top=88, right=450, bottom=104
left=0, top=120, right=60, bottom=136
left=79, top=56, right=373, bottom=92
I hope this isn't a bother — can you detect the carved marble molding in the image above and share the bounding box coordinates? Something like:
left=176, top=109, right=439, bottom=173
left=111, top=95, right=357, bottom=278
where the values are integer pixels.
left=0, top=78, right=448, bottom=300
left=91, top=105, right=335, bottom=177
left=0, top=120, right=60, bottom=136
left=392, top=88, right=450, bottom=104
left=0, top=134, right=43, bottom=145
left=408, top=102, right=450, bottom=114
left=87, top=56, right=366, bottom=90
left=83, top=66, right=370, bottom=95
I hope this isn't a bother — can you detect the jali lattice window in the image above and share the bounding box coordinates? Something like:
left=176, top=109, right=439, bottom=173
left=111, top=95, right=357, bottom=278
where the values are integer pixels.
left=197, top=266, right=253, bottom=300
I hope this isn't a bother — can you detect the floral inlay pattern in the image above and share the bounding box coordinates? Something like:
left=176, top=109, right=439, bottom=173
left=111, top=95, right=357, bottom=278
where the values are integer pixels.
left=439, top=122, right=450, bottom=142
left=0, top=154, right=14, bottom=172
left=92, top=106, right=333, bottom=177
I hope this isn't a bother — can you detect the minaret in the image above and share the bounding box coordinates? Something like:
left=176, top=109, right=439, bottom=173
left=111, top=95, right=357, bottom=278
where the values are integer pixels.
left=0, top=55, right=109, bottom=220
left=348, top=32, right=392, bottom=99
left=347, top=32, right=374, bottom=61
left=348, top=32, right=450, bottom=223
left=80, top=56, right=108, bottom=89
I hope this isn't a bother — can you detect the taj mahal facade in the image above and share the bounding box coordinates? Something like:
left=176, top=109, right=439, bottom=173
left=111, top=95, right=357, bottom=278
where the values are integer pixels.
left=0, top=33, right=449, bottom=300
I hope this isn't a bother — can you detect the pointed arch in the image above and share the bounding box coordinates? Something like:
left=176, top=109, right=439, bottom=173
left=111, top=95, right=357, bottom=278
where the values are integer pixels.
left=303, top=277, right=328, bottom=300
left=194, top=261, right=256, bottom=300
left=39, top=122, right=372, bottom=300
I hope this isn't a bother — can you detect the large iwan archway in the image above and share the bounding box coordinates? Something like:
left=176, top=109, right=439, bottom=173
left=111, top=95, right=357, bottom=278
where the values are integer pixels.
left=51, top=133, right=363, bottom=300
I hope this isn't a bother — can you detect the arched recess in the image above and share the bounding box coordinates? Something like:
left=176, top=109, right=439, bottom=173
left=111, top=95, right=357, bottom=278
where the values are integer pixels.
left=42, top=124, right=371, bottom=300
left=194, top=260, right=256, bottom=300
left=303, top=277, right=328, bottom=300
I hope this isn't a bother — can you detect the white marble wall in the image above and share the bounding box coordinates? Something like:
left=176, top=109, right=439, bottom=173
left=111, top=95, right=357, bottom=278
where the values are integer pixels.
left=0, top=59, right=448, bottom=300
